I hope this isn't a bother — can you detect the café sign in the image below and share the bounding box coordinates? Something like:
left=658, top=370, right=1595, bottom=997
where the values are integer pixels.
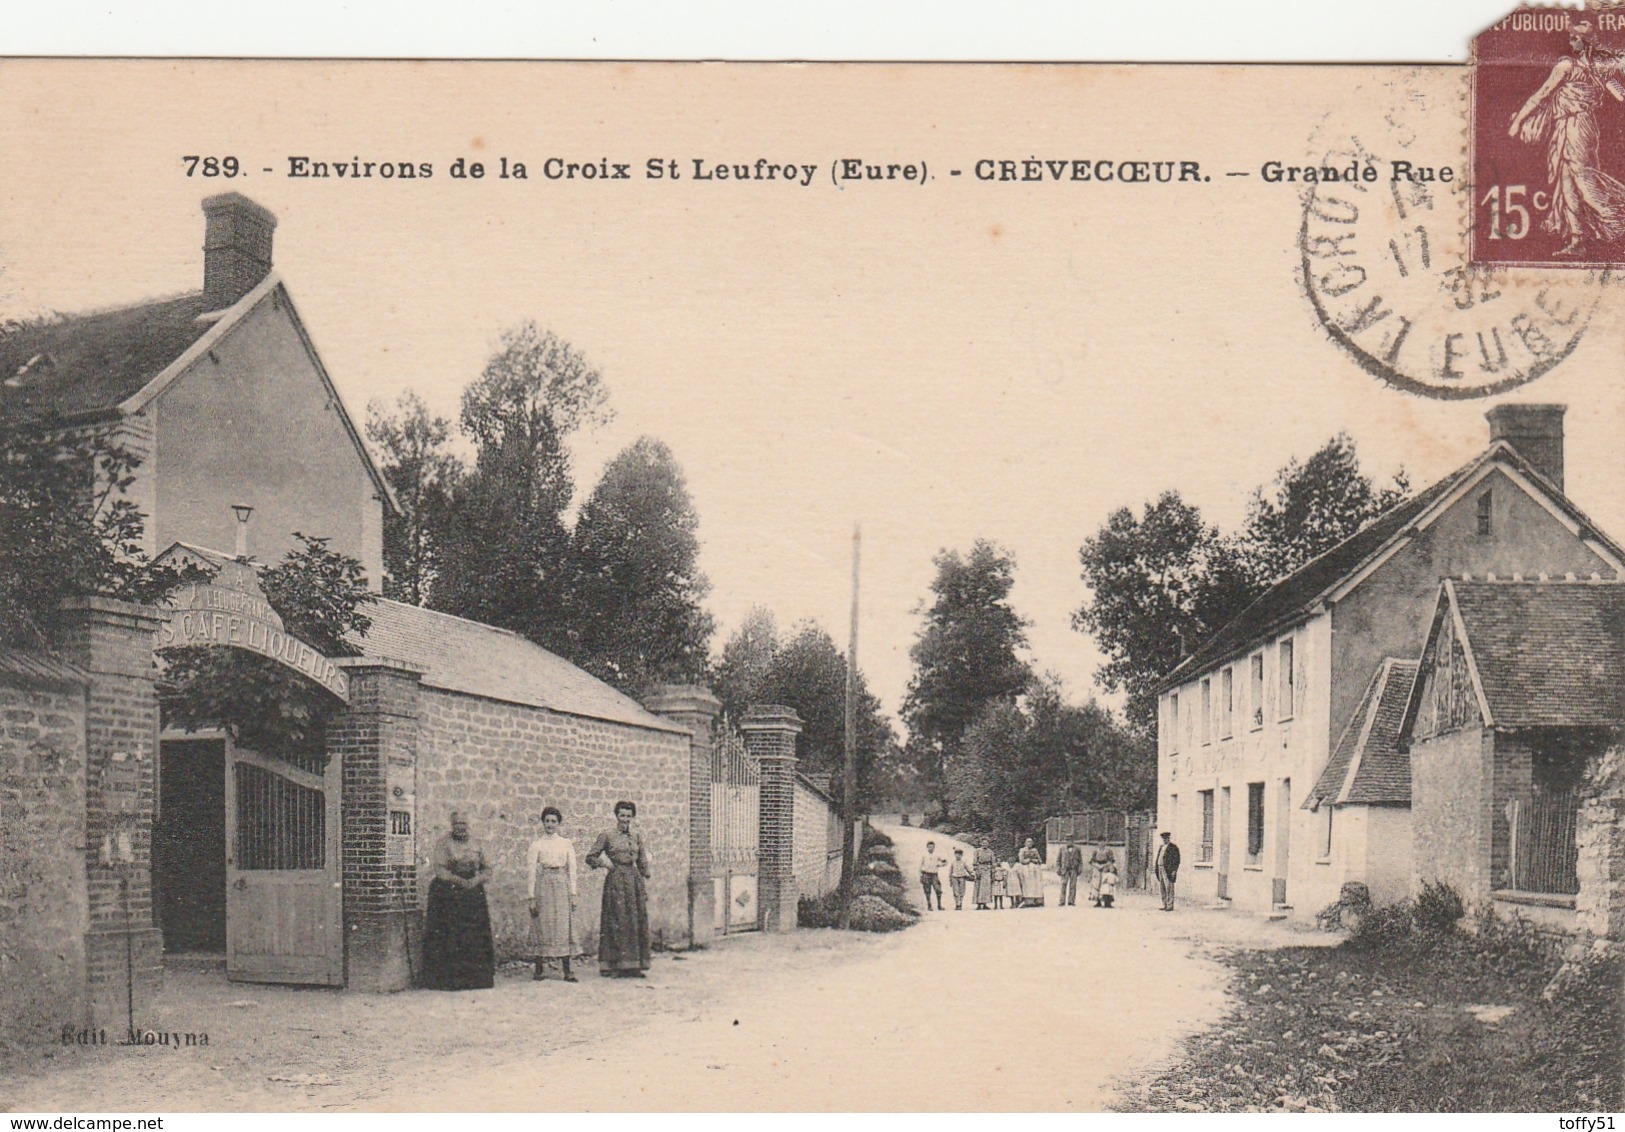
left=154, top=551, right=349, bottom=700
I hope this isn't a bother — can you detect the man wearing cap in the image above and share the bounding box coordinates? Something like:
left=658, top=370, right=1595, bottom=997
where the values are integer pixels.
left=1153, top=831, right=1181, bottom=911
left=919, top=840, right=947, bottom=911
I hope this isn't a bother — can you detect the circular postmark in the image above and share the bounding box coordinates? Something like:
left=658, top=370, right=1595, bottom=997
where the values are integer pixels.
left=1299, top=87, right=1605, bottom=400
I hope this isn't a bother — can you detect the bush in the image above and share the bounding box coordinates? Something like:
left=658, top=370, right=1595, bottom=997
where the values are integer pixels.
left=853, top=874, right=919, bottom=917
left=919, top=801, right=946, bottom=830
left=1414, top=879, right=1464, bottom=933
left=849, top=894, right=914, bottom=932
left=865, top=857, right=902, bottom=881
left=863, top=843, right=897, bottom=865
left=798, top=885, right=919, bottom=930
left=861, top=823, right=895, bottom=852
left=1345, top=899, right=1420, bottom=952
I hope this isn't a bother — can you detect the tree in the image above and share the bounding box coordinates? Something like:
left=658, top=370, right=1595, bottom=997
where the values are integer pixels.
left=432, top=322, right=611, bottom=650
left=158, top=534, right=375, bottom=758
left=0, top=415, right=188, bottom=646
left=1238, top=431, right=1410, bottom=586
left=365, top=392, right=464, bottom=605
left=901, top=540, right=1032, bottom=794
left=712, top=605, right=779, bottom=722
left=566, top=437, right=714, bottom=693
left=1073, top=492, right=1254, bottom=731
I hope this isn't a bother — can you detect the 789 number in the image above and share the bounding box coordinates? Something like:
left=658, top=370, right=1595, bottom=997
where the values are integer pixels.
left=1480, top=183, right=1549, bottom=240
left=182, top=156, right=241, bottom=178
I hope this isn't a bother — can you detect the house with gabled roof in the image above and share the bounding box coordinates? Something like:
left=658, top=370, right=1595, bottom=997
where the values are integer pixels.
left=1398, top=578, right=1625, bottom=936
left=1155, top=404, right=1625, bottom=921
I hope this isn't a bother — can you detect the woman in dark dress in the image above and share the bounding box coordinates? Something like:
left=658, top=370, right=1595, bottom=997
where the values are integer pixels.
left=586, top=800, right=651, bottom=978
left=421, top=812, right=495, bottom=990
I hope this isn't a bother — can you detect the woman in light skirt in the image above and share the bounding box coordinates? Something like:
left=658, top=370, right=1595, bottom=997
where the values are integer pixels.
left=527, top=806, right=579, bottom=982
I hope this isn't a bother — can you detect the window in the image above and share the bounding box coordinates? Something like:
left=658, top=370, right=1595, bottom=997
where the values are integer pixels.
left=1199, top=790, right=1215, bottom=862
left=1320, top=804, right=1334, bottom=859
left=1220, top=667, right=1234, bottom=739
left=1246, top=782, right=1265, bottom=864
left=1250, top=653, right=1265, bottom=728
left=1168, top=693, right=1180, bottom=754
left=1477, top=489, right=1493, bottom=536
left=1278, top=638, right=1295, bottom=720
left=1200, top=679, right=1212, bottom=744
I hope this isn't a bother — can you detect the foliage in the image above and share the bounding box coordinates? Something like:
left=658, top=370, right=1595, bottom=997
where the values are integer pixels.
left=901, top=540, right=1032, bottom=791
left=1076, top=437, right=1409, bottom=731
left=1413, top=879, right=1465, bottom=934
left=712, top=605, right=779, bottom=720
left=0, top=416, right=191, bottom=646
left=431, top=322, right=611, bottom=652
left=365, top=392, right=464, bottom=605
left=566, top=437, right=714, bottom=694
left=158, top=535, right=375, bottom=758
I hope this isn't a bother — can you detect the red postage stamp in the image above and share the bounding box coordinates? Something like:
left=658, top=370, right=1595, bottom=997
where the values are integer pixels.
left=1473, top=6, right=1625, bottom=266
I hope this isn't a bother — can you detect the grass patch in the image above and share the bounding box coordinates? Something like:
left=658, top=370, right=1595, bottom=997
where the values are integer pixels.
left=1118, top=916, right=1622, bottom=1112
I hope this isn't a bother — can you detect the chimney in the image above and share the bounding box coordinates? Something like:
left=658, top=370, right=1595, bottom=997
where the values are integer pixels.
left=1487, top=403, right=1566, bottom=492
left=202, top=193, right=277, bottom=311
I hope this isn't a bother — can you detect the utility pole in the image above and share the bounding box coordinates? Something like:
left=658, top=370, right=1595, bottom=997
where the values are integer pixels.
left=838, top=522, right=862, bottom=929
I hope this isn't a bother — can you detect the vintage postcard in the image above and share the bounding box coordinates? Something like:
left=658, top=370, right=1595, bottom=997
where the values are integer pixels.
left=2, top=11, right=1624, bottom=1118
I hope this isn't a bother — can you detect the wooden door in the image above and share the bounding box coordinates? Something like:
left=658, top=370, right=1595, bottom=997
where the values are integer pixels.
left=225, top=741, right=343, bottom=985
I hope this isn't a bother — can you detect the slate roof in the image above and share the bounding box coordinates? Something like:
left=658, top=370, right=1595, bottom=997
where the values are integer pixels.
left=1158, top=442, right=1625, bottom=692
left=0, top=293, right=214, bottom=422
left=1307, top=658, right=1417, bottom=807
left=0, top=646, right=88, bottom=693
left=356, top=599, right=687, bottom=734
left=1447, top=580, right=1625, bottom=728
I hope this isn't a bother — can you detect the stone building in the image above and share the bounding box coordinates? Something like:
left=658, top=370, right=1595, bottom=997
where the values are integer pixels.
left=1155, top=405, right=1625, bottom=922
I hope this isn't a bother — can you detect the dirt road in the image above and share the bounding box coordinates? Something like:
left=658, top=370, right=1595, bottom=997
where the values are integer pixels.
left=6, top=823, right=1318, bottom=1111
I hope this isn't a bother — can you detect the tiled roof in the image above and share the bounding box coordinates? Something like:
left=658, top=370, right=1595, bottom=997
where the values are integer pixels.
left=0, top=293, right=213, bottom=422
left=1307, top=658, right=1417, bottom=807
left=355, top=599, right=688, bottom=734
left=0, top=646, right=87, bottom=692
left=1449, top=580, right=1625, bottom=728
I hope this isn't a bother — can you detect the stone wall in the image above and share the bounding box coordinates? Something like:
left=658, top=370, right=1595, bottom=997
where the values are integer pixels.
left=1576, top=747, right=1625, bottom=940
left=1410, top=726, right=1495, bottom=903
left=413, top=687, right=690, bottom=957
left=0, top=665, right=90, bottom=1049
left=793, top=777, right=843, bottom=901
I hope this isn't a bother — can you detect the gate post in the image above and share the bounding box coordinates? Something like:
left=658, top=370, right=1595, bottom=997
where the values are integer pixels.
left=52, top=597, right=164, bottom=1031
left=642, top=685, right=721, bottom=949
left=741, top=705, right=802, bottom=933
left=329, top=657, right=423, bottom=991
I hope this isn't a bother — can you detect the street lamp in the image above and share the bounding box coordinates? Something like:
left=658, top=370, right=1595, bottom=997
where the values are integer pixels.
left=231, top=504, right=254, bottom=559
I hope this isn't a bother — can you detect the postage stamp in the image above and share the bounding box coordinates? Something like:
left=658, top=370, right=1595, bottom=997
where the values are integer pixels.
left=1473, top=5, right=1625, bottom=266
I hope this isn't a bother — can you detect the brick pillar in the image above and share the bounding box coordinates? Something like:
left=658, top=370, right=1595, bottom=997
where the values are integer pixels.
left=642, top=684, right=721, bottom=949
left=742, top=705, right=801, bottom=933
left=51, top=597, right=164, bottom=1032
left=329, top=658, right=422, bottom=991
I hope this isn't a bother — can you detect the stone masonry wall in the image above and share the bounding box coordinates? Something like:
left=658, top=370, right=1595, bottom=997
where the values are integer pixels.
left=0, top=671, right=89, bottom=1049
left=793, top=778, right=842, bottom=901
left=1576, top=746, right=1625, bottom=940
left=1410, top=727, right=1495, bottom=904
left=414, top=688, right=690, bottom=957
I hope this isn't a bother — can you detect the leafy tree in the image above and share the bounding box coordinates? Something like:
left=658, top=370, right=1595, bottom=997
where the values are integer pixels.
left=1239, top=431, right=1410, bottom=586
left=0, top=415, right=188, bottom=646
left=158, top=534, right=375, bottom=759
left=566, top=437, right=714, bottom=693
left=901, top=540, right=1032, bottom=794
left=365, top=392, right=464, bottom=605
left=1074, top=492, right=1254, bottom=731
left=432, top=322, right=611, bottom=650
left=712, top=605, right=779, bottom=722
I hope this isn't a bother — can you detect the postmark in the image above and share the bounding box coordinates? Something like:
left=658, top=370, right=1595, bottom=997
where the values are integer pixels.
left=1472, top=6, right=1625, bottom=267
left=1301, top=80, right=1603, bottom=399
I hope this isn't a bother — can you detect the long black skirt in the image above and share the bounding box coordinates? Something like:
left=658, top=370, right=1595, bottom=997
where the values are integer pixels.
left=421, top=878, right=495, bottom=990
left=598, top=865, right=651, bottom=972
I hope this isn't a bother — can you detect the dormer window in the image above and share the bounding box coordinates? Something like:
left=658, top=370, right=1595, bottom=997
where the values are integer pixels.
left=1477, top=490, right=1493, bottom=536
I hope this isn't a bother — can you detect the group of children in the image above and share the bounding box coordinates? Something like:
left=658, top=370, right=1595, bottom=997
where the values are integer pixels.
left=934, top=844, right=1120, bottom=909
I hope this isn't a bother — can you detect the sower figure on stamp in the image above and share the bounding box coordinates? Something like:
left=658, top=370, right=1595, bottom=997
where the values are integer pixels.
left=527, top=806, right=579, bottom=983
left=586, top=801, right=652, bottom=978
left=1153, top=831, right=1181, bottom=912
left=1057, top=840, right=1084, bottom=907
left=1509, top=20, right=1625, bottom=256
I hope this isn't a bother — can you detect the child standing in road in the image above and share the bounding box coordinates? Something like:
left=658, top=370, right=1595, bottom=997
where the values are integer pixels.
left=992, top=861, right=1010, bottom=910
left=948, top=848, right=975, bottom=911
left=1099, top=859, right=1119, bottom=908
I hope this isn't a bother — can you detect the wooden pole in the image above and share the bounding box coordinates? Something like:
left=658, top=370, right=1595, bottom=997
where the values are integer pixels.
left=838, top=522, right=862, bottom=929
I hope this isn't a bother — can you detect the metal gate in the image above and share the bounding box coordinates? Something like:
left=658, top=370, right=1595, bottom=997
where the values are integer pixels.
left=711, top=723, right=760, bottom=933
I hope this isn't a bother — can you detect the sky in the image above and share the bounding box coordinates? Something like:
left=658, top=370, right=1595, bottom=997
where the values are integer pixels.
left=4, top=44, right=1623, bottom=725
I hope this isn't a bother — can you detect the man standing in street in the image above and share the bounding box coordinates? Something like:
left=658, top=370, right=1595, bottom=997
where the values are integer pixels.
left=1057, top=840, right=1084, bottom=906
left=1153, top=831, right=1181, bottom=911
left=919, top=840, right=947, bottom=911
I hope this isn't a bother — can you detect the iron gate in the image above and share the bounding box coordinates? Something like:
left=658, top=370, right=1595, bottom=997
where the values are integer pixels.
left=711, top=723, right=760, bottom=932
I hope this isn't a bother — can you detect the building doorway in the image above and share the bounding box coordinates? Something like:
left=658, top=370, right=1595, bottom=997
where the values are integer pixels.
left=154, top=737, right=227, bottom=954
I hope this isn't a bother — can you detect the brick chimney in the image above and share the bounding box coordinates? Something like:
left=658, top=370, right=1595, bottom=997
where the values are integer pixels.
left=201, top=193, right=277, bottom=311
left=1487, top=403, right=1566, bottom=492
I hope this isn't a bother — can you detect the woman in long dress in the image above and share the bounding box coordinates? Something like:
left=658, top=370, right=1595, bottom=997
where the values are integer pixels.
left=1017, top=837, right=1045, bottom=908
left=972, top=840, right=996, bottom=910
left=585, top=800, right=651, bottom=978
left=421, top=812, right=495, bottom=990
left=1509, top=21, right=1625, bottom=255
left=527, top=805, right=579, bottom=982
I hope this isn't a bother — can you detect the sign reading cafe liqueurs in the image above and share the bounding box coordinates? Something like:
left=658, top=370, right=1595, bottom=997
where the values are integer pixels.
left=155, top=555, right=350, bottom=700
